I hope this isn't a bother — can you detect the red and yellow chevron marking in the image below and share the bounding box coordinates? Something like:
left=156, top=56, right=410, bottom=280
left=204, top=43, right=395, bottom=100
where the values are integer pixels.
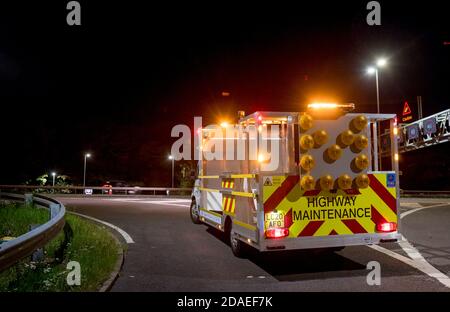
left=262, top=173, right=398, bottom=237
left=222, top=196, right=236, bottom=215
left=221, top=180, right=235, bottom=189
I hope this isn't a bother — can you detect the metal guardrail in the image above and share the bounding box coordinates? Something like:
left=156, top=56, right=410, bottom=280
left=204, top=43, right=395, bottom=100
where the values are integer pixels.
left=0, top=193, right=66, bottom=272
left=0, top=185, right=192, bottom=195
left=400, top=190, right=450, bottom=197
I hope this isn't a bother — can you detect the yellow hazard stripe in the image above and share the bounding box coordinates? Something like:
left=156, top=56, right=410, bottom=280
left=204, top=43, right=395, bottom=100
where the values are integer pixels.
left=199, top=187, right=220, bottom=193
left=231, top=191, right=255, bottom=198
left=221, top=181, right=235, bottom=189
left=230, top=174, right=256, bottom=179
left=198, top=175, right=220, bottom=179
left=234, top=220, right=256, bottom=231
left=224, top=211, right=235, bottom=216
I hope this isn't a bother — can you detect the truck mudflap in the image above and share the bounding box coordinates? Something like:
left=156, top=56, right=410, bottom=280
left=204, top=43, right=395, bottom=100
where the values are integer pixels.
left=262, top=173, right=398, bottom=239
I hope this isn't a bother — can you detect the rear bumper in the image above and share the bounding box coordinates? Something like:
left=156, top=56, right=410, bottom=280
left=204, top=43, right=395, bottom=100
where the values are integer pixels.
left=259, top=232, right=401, bottom=251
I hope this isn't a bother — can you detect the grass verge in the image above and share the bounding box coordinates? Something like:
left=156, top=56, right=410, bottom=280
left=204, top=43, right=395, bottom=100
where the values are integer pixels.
left=0, top=202, right=121, bottom=291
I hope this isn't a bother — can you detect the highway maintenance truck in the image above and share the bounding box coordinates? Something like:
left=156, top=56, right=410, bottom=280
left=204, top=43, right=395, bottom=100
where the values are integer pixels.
left=190, top=103, right=400, bottom=257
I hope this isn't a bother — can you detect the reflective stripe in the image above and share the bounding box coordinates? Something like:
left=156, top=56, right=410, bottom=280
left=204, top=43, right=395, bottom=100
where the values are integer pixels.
left=234, top=220, right=256, bottom=231
left=201, top=187, right=255, bottom=198
left=221, top=181, right=235, bottom=189
left=230, top=174, right=256, bottom=179
left=199, top=187, right=220, bottom=193
left=231, top=191, right=255, bottom=198
left=198, top=175, right=220, bottom=179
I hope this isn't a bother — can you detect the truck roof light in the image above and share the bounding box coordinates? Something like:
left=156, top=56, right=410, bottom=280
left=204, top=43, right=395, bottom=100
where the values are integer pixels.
left=313, top=130, right=329, bottom=146
left=355, top=174, right=370, bottom=189
left=327, top=144, right=343, bottom=161
left=353, top=134, right=369, bottom=150
left=300, top=155, right=315, bottom=171
left=308, top=103, right=355, bottom=111
left=354, top=154, right=369, bottom=171
left=300, top=134, right=315, bottom=150
left=319, top=175, right=334, bottom=191
left=300, top=175, right=315, bottom=190
left=351, top=115, right=368, bottom=132
left=339, top=130, right=355, bottom=146
left=299, top=114, right=314, bottom=131
left=338, top=174, right=352, bottom=190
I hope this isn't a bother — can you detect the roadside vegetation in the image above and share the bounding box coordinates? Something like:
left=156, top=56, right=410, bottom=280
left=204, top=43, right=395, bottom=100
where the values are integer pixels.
left=0, top=202, right=121, bottom=291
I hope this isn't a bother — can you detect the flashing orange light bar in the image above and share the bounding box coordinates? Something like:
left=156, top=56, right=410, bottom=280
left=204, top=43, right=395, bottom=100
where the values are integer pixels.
left=307, top=103, right=355, bottom=111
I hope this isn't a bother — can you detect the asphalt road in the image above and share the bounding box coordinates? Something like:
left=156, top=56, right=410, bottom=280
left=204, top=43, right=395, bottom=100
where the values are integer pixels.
left=53, top=196, right=450, bottom=292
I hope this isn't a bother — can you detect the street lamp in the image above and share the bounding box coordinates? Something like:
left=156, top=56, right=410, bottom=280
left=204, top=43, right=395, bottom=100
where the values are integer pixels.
left=51, top=172, right=56, bottom=187
left=366, top=58, right=387, bottom=114
left=366, top=58, right=387, bottom=171
left=168, top=155, right=174, bottom=188
left=83, top=153, right=91, bottom=187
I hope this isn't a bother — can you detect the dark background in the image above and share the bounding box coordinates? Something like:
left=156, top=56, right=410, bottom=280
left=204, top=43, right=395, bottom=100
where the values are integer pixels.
left=0, top=1, right=449, bottom=188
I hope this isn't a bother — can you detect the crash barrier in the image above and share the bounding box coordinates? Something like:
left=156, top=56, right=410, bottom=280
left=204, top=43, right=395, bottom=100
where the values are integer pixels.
left=0, top=193, right=66, bottom=271
left=400, top=190, right=450, bottom=197
left=0, top=185, right=192, bottom=196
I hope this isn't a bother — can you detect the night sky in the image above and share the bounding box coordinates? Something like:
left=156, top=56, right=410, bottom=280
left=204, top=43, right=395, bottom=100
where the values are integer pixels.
left=0, top=1, right=449, bottom=187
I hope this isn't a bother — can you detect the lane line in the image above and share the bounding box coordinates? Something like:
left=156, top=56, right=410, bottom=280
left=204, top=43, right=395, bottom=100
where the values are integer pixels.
left=68, top=211, right=135, bottom=244
left=108, top=198, right=190, bottom=203
left=370, top=202, right=450, bottom=288
left=369, top=243, right=450, bottom=288
left=400, top=203, right=450, bottom=219
left=150, top=202, right=190, bottom=207
left=108, top=199, right=190, bottom=207
left=400, top=202, right=422, bottom=209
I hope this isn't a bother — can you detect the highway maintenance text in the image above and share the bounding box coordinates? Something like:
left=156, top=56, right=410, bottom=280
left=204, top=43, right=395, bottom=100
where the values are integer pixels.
left=294, top=196, right=371, bottom=221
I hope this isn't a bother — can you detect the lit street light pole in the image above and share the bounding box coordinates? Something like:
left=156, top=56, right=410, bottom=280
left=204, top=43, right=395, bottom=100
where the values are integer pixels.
left=83, top=153, right=91, bottom=187
left=367, top=58, right=387, bottom=171
left=52, top=172, right=56, bottom=187
left=168, top=155, right=174, bottom=188
left=367, top=58, right=387, bottom=114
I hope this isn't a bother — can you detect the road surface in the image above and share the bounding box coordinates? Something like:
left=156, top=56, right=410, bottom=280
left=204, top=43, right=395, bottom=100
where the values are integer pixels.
left=53, top=196, right=450, bottom=291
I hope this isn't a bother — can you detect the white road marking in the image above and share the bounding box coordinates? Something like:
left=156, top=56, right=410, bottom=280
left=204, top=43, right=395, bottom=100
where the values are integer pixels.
left=400, top=202, right=422, bottom=209
left=152, top=202, right=190, bottom=207
left=68, top=211, right=135, bottom=244
left=400, top=203, right=450, bottom=219
left=369, top=243, right=450, bottom=288
left=370, top=201, right=450, bottom=288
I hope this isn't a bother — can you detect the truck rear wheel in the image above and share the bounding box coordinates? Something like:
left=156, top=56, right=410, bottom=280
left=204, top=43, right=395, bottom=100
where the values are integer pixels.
left=190, top=199, right=201, bottom=224
left=229, top=223, right=247, bottom=258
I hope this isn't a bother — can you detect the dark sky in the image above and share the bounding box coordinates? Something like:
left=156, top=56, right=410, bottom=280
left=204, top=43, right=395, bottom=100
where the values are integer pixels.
left=0, top=1, right=449, bottom=186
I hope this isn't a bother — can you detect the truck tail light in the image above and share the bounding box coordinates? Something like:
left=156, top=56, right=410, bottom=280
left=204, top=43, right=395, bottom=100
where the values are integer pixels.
left=265, top=228, right=289, bottom=239
left=376, top=222, right=397, bottom=233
